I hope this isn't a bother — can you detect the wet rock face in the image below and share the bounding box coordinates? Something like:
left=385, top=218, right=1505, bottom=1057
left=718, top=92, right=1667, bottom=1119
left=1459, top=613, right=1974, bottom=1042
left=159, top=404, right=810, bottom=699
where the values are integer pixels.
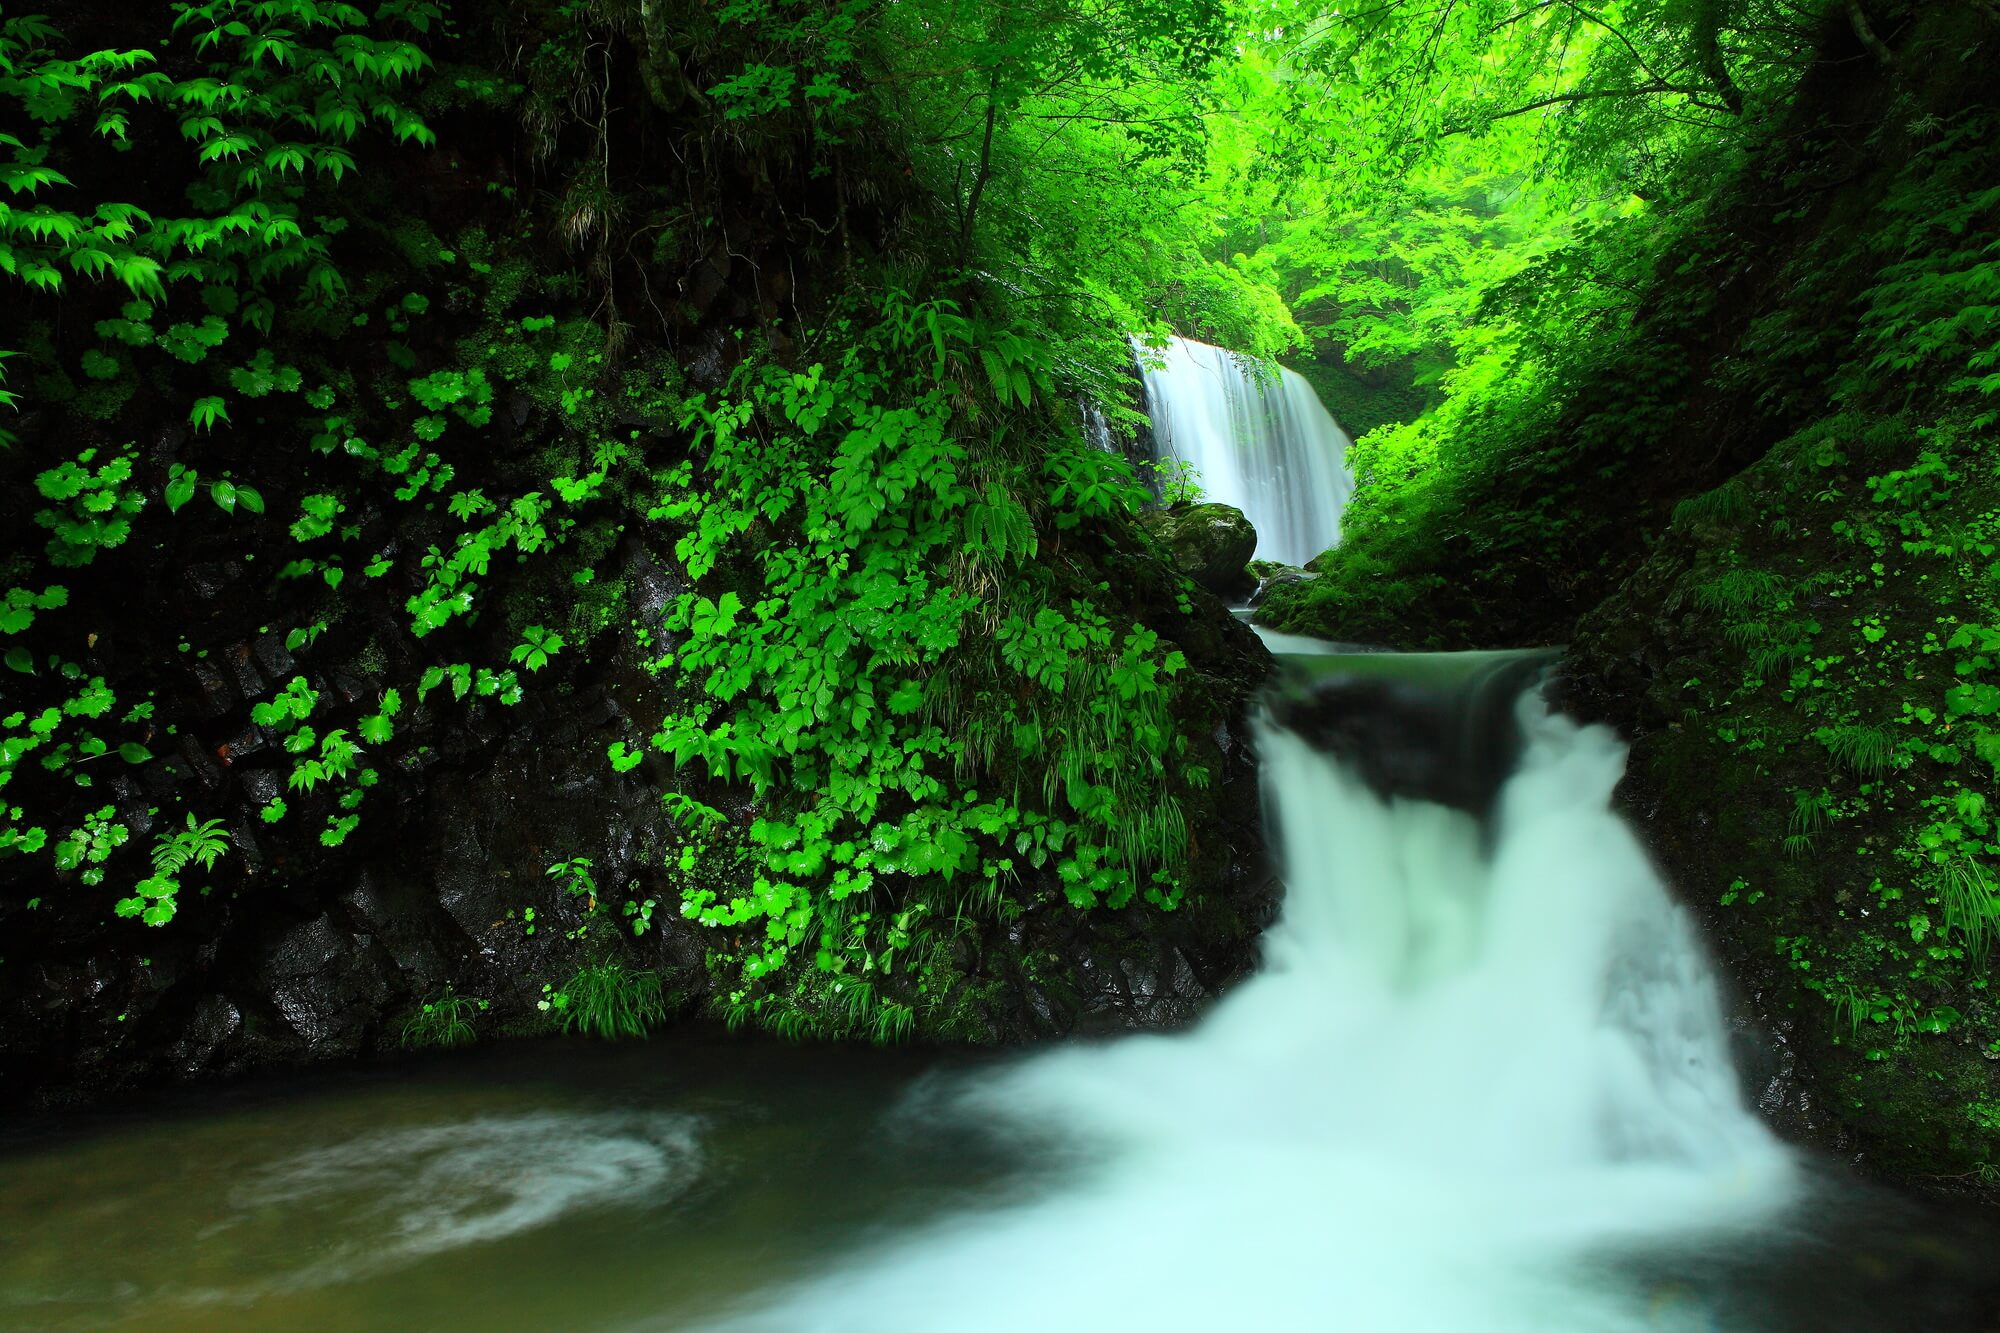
left=0, top=534, right=701, bottom=1109
left=991, top=548, right=1282, bottom=1040
left=1266, top=655, right=1555, bottom=821
left=1, top=507, right=1283, bottom=1098
left=1140, top=502, right=1258, bottom=599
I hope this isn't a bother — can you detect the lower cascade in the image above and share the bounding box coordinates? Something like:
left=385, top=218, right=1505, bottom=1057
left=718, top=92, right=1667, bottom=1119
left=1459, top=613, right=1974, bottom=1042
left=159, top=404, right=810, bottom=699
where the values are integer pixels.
left=720, top=657, right=1798, bottom=1332
left=1138, top=334, right=1356, bottom=566
left=16, top=654, right=2000, bottom=1330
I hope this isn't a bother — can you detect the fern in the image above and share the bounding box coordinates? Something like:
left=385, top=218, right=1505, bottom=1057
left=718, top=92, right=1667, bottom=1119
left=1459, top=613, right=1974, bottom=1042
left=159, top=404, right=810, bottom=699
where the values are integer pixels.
left=151, top=814, right=230, bottom=876
left=1691, top=566, right=1786, bottom=614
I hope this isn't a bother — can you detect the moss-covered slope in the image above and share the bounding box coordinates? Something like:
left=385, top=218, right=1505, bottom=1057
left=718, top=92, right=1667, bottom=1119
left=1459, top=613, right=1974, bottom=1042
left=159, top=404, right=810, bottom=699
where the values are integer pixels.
left=1262, top=1, right=2000, bottom=1183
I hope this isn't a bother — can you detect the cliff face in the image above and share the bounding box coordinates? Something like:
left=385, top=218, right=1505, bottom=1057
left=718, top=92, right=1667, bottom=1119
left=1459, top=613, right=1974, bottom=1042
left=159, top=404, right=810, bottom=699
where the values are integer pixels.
left=0, top=1, right=1276, bottom=1105
left=1267, top=2, right=2000, bottom=1186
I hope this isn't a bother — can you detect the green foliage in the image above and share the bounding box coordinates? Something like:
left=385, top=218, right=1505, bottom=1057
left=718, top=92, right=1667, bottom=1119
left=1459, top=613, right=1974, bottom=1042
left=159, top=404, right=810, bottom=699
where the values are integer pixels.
left=1816, top=724, right=1902, bottom=778
left=642, top=284, right=1201, bottom=1030
left=545, top=962, right=666, bottom=1040
left=1933, top=854, right=1999, bottom=962
left=510, top=625, right=565, bottom=673
left=0, top=0, right=446, bottom=920
left=401, top=987, right=484, bottom=1049
left=113, top=815, right=229, bottom=925
left=1147, top=457, right=1205, bottom=507
left=33, top=448, right=145, bottom=566
left=1672, top=480, right=1754, bottom=531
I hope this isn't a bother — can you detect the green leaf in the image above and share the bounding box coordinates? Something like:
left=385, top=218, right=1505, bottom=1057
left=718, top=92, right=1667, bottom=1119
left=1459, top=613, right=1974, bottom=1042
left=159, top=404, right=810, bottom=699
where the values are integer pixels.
left=117, top=742, right=152, bottom=763
left=190, top=397, right=229, bottom=431
left=165, top=466, right=198, bottom=512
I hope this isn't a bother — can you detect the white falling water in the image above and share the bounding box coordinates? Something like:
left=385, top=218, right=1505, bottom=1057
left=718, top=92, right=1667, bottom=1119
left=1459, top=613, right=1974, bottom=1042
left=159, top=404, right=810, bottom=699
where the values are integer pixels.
left=1138, top=335, right=1356, bottom=566
left=711, top=683, right=1798, bottom=1333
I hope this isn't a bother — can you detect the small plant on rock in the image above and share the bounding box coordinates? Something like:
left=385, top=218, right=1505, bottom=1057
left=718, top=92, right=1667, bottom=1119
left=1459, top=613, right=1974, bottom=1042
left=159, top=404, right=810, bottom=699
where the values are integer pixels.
left=401, top=987, right=485, bottom=1048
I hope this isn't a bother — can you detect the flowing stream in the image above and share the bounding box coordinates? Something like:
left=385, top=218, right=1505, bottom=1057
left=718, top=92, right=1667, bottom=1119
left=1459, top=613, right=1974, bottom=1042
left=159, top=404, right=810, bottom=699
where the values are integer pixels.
left=2, top=646, right=1997, bottom=1330
left=1137, top=335, right=1355, bottom=565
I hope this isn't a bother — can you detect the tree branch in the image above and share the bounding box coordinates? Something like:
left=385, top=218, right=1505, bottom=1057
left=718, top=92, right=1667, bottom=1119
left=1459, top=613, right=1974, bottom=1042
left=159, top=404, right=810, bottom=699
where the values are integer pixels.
left=957, top=73, right=1002, bottom=266
left=1844, top=0, right=1896, bottom=68
left=1691, top=0, right=1745, bottom=114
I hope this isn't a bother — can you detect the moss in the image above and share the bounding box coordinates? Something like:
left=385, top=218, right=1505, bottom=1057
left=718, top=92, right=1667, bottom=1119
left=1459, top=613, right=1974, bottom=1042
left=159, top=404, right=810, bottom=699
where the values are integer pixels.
left=350, top=635, right=389, bottom=677
left=1571, top=409, right=2000, bottom=1184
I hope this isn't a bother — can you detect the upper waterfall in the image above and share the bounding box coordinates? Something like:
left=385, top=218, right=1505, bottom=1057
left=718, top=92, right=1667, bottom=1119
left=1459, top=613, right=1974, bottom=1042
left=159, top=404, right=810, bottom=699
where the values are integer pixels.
left=1137, top=335, right=1356, bottom=567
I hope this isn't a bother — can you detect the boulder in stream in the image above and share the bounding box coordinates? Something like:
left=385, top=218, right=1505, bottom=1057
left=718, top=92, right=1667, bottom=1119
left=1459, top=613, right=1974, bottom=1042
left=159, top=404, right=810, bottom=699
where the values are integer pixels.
left=1141, top=502, right=1258, bottom=599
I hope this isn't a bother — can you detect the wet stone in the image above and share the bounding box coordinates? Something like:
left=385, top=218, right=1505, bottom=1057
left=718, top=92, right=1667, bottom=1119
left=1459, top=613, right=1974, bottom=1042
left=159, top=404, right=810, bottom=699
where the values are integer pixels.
left=141, top=756, right=189, bottom=800
left=214, top=724, right=266, bottom=767
left=175, top=734, right=224, bottom=792
left=182, top=563, right=239, bottom=602
left=252, top=632, right=294, bottom=679
left=106, top=774, right=154, bottom=837
left=225, top=642, right=265, bottom=701
left=226, top=814, right=263, bottom=872
left=188, top=661, right=234, bottom=719
left=239, top=768, right=283, bottom=807
left=167, top=993, right=242, bottom=1078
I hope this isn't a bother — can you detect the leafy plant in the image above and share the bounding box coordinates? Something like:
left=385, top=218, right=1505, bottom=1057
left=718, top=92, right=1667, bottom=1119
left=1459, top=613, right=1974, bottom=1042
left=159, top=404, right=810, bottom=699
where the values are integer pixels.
left=114, top=815, right=229, bottom=925
left=401, top=988, right=485, bottom=1048
left=546, top=962, right=666, bottom=1040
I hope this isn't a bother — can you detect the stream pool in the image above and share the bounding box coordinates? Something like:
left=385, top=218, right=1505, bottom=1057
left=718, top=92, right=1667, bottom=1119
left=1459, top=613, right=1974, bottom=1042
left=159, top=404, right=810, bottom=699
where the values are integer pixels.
left=1, top=1036, right=1996, bottom=1332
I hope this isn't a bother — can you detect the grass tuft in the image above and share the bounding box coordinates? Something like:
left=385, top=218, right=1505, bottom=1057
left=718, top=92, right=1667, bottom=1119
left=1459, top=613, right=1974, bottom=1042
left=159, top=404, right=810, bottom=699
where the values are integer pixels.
left=554, top=961, right=667, bottom=1040
left=401, top=988, right=482, bottom=1049
left=1818, top=723, right=1902, bottom=776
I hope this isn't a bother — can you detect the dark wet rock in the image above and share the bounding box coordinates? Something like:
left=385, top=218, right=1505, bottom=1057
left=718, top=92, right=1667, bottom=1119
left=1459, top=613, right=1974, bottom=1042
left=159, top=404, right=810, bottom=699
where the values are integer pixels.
left=1269, top=654, right=1555, bottom=820
left=255, top=914, right=389, bottom=1052
left=1140, top=502, right=1258, bottom=599
left=107, top=774, right=154, bottom=837
left=140, top=755, right=187, bottom=800
left=175, top=734, right=225, bottom=792
left=239, top=768, right=283, bottom=807
left=213, top=724, right=267, bottom=767
left=166, top=993, right=242, bottom=1078
left=226, top=815, right=265, bottom=873
left=223, top=642, right=265, bottom=700
left=328, top=670, right=370, bottom=705
left=188, top=661, right=234, bottom=719
left=252, top=632, right=295, bottom=679
left=182, top=563, right=239, bottom=602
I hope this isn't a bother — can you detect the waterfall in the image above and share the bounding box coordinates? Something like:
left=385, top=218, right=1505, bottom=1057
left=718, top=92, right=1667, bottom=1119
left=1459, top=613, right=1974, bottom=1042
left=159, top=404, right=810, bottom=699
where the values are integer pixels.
left=716, top=654, right=1799, bottom=1333
left=1137, top=335, right=1356, bottom=567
